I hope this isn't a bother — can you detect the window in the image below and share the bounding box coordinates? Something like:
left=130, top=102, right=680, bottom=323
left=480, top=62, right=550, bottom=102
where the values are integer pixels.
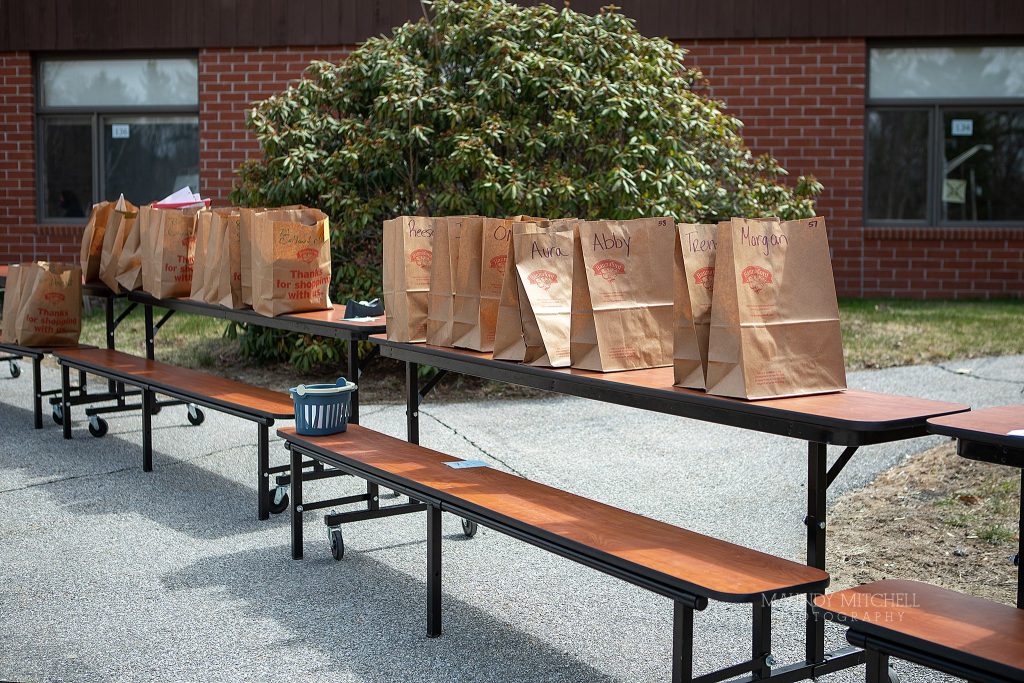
left=866, top=46, right=1024, bottom=225
left=36, top=56, right=199, bottom=222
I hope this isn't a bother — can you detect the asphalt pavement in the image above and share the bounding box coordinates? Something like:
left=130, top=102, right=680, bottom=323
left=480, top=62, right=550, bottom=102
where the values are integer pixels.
left=1, top=355, right=1022, bottom=682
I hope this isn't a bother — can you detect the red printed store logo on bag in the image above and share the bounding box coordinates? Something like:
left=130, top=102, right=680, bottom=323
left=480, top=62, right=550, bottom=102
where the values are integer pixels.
left=489, top=254, right=507, bottom=276
left=693, top=266, right=715, bottom=290
left=44, top=292, right=66, bottom=303
left=592, top=259, right=625, bottom=281
left=527, top=270, right=557, bottom=290
left=297, top=247, right=318, bottom=264
left=410, top=248, right=432, bottom=270
left=741, top=265, right=773, bottom=293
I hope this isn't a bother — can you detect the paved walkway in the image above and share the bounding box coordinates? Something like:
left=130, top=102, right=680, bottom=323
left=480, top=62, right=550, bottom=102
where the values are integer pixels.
left=1, top=356, right=1021, bottom=682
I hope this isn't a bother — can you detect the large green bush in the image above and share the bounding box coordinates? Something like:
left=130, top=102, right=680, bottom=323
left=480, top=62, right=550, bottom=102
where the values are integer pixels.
left=231, top=0, right=821, bottom=368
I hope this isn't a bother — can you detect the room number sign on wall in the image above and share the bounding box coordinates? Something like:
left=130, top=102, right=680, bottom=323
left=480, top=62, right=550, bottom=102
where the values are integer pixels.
left=951, top=119, right=973, bottom=137
left=111, top=124, right=131, bottom=139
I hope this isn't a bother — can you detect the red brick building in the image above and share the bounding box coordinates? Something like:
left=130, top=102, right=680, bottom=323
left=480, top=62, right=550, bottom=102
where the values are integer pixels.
left=1, top=0, right=1022, bottom=298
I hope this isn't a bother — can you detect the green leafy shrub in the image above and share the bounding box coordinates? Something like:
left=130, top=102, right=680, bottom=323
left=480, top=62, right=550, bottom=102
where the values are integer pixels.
left=231, top=0, right=821, bottom=367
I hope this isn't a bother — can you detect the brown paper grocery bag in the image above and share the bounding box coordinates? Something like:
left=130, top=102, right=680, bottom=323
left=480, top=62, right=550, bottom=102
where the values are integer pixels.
left=98, top=196, right=138, bottom=293
left=1, top=263, right=24, bottom=343
left=516, top=224, right=575, bottom=367
left=426, top=217, right=463, bottom=347
left=383, top=215, right=434, bottom=342
left=251, top=208, right=332, bottom=317
left=706, top=216, right=846, bottom=400
left=452, top=217, right=509, bottom=351
left=673, top=223, right=720, bottom=389
left=143, top=206, right=200, bottom=299
left=492, top=222, right=533, bottom=361
left=115, top=206, right=146, bottom=292
left=570, top=218, right=675, bottom=371
left=80, top=202, right=115, bottom=283
left=210, top=210, right=243, bottom=308
left=189, top=209, right=215, bottom=301
left=14, top=262, right=82, bottom=347
left=239, top=207, right=261, bottom=307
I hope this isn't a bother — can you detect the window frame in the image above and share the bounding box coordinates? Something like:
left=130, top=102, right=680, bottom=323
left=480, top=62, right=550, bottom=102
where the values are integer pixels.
left=865, top=41, right=1024, bottom=228
left=34, top=52, right=200, bottom=225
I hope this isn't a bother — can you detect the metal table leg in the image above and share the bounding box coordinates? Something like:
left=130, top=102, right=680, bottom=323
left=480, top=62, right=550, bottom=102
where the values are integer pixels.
left=258, top=422, right=270, bottom=521
left=427, top=504, right=442, bottom=638
left=805, top=442, right=827, bottom=664
left=60, top=364, right=72, bottom=440
left=348, top=338, right=360, bottom=424
left=142, top=387, right=153, bottom=472
left=291, top=445, right=304, bottom=560
left=31, top=357, right=42, bottom=429
left=407, top=361, right=419, bottom=445
left=1017, top=469, right=1022, bottom=609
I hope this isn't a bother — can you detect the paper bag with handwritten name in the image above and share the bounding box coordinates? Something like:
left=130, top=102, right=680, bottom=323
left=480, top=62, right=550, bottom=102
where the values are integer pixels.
left=142, top=205, right=201, bottom=299
left=706, top=217, right=845, bottom=400
left=570, top=218, right=675, bottom=372
left=383, top=215, right=434, bottom=342
left=492, top=220, right=539, bottom=360
left=673, top=222, right=722, bottom=389
left=452, top=217, right=508, bottom=351
left=426, top=217, right=468, bottom=346
left=80, top=201, right=115, bottom=283
left=99, top=196, right=138, bottom=293
left=516, top=223, right=575, bottom=366
left=11, top=261, right=82, bottom=346
left=493, top=220, right=575, bottom=364
left=251, top=208, right=331, bottom=317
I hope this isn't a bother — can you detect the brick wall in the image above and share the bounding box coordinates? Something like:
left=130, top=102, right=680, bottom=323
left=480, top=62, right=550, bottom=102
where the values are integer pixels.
left=199, top=46, right=352, bottom=206
left=684, top=38, right=1022, bottom=299
left=0, top=52, right=81, bottom=263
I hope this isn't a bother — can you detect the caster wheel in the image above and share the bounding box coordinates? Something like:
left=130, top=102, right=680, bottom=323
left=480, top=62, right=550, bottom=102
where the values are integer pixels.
left=88, top=416, right=109, bottom=438
left=461, top=518, right=479, bottom=539
left=269, top=486, right=290, bottom=515
left=187, top=405, right=205, bottom=426
left=329, top=527, right=344, bottom=561
left=9, top=362, right=20, bottom=378
left=52, top=404, right=64, bottom=425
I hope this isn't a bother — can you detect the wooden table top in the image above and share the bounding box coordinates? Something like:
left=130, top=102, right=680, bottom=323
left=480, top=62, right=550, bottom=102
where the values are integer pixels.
left=284, top=308, right=386, bottom=329
left=56, top=348, right=294, bottom=419
left=929, top=405, right=1024, bottom=455
left=281, top=425, right=829, bottom=602
left=815, top=580, right=1024, bottom=678
left=372, top=337, right=970, bottom=438
left=126, top=291, right=385, bottom=337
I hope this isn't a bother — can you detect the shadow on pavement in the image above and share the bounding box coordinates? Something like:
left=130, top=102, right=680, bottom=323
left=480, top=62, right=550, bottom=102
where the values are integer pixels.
left=163, top=542, right=618, bottom=683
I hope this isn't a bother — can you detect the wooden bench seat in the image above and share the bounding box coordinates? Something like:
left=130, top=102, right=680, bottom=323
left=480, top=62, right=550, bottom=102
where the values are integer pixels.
left=54, top=347, right=294, bottom=520
left=280, top=424, right=830, bottom=682
left=814, top=580, right=1024, bottom=682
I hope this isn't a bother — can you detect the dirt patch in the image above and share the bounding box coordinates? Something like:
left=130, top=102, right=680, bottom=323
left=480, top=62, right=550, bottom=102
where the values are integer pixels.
left=828, top=441, right=1020, bottom=605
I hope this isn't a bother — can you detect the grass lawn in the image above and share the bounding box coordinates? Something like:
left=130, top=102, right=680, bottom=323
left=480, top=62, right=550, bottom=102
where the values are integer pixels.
left=840, top=298, right=1024, bottom=369
left=79, top=297, right=1024, bottom=378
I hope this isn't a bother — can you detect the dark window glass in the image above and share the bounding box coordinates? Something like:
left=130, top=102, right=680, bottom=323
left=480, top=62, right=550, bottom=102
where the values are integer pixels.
left=103, top=116, right=199, bottom=205
left=40, top=117, right=93, bottom=220
left=866, top=110, right=930, bottom=221
left=941, top=110, right=1024, bottom=223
